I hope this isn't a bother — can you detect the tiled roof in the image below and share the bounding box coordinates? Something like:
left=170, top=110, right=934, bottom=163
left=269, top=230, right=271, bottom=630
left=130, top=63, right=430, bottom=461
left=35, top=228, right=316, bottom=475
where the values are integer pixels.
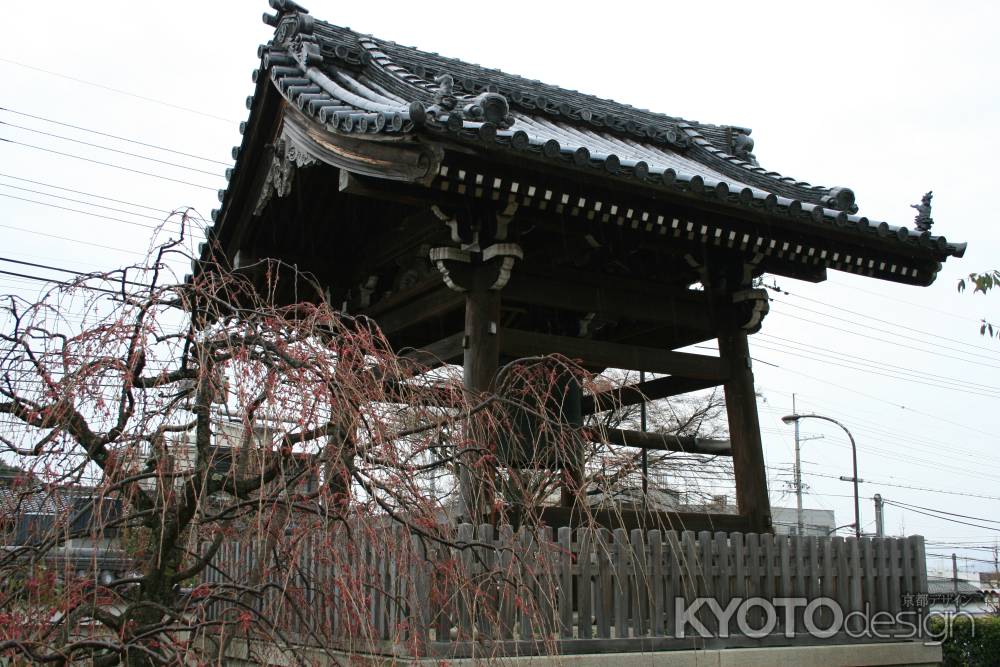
left=210, top=1, right=967, bottom=284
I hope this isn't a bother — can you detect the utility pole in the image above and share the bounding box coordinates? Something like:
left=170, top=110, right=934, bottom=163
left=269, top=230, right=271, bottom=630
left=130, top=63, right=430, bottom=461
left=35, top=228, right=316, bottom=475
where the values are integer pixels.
left=790, top=395, right=823, bottom=535
left=793, top=393, right=802, bottom=535
left=873, top=494, right=884, bottom=538
left=953, top=553, right=960, bottom=613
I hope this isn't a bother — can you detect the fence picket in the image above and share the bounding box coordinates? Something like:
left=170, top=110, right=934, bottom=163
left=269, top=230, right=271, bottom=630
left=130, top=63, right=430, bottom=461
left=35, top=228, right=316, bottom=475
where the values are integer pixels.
left=596, top=528, right=613, bottom=639
left=650, top=530, right=664, bottom=636
left=558, top=526, right=573, bottom=638
left=614, top=528, right=629, bottom=638
left=578, top=528, right=593, bottom=639
left=498, top=525, right=515, bottom=640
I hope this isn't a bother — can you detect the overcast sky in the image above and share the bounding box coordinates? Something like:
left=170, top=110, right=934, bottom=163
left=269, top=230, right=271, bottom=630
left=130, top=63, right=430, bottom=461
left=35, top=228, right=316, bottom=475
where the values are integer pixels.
left=2, top=1, right=998, bottom=574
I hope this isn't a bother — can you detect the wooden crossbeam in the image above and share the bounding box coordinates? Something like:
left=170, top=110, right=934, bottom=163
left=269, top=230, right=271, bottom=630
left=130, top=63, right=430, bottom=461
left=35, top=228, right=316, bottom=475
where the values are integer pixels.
left=503, top=270, right=719, bottom=327
left=592, top=428, right=731, bottom=456
left=398, top=331, right=464, bottom=370
left=499, top=329, right=728, bottom=381
left=582, top=375, right=722, bottom=414
left=506, top=505, right=750, bottom=533
left=363, top=283, right=464, bottom=335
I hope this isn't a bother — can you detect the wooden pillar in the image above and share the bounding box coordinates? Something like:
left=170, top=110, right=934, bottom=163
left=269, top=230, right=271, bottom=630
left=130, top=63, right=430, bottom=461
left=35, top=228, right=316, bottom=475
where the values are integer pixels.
left=462, top=287, right=500, bottom=392
left=459, top=285, right=500, bottom=519
left=718, top=328, right=772, bottom=533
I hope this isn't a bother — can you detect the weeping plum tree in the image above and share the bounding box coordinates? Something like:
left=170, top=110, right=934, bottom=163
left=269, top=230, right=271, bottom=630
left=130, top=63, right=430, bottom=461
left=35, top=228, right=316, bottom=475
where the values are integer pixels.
left=0, top=232, right=732, bottom=665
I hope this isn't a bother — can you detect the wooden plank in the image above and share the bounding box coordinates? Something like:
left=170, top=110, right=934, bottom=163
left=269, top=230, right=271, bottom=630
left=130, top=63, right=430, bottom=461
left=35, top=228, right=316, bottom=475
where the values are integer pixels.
left=745, top=533, right=761, bottom=629
left=848, top=538, right=863, bottom=635
left=518, top=527, right=535, bottom=641
left=731, top=532, right=746, bottom=601
left=911, top=535, right=929, bottom=626
left=498, top=525, right=515, bottom=640
left=435, top=540, right=452, bottom=642
left=503, top=269, right=719, bottom=329
left=821, top=538, right=836, bottom=630
left=719, top=328, right=771, bottom=534
left=478, top=523, right=497, bottom=639
left=363, top=284, right=464, bottom=335
left=409, top=534, right=430, bottom=645
left=613, top=528, right=629, bottom=638
left=578, top=528, right=594, bottom=639
left=456, top=524, right=474, bottom=640
left=594, top=428, right=731, bottom=456
left=650, top=529, right=665, bottom=637
left=860, top=538, right=874, bottom=616
left=582, top=376, right=723, bottom=415
left=791, top=536, right=806, bottom=636
left=557, top=526, right=573, bottom=638
left=511, top=505, right=751, bottom=533
left=536, top=526, right=555, bottom=639
left=398, top=331, right=465, bottom=369
left=698, top=531, right=717, bottom=635
left=901, top=535, right=915, bottom=603
left=778, top=535, right=791, bottom=599
left=631, top=529, right=649, bottom=637
left=887, top=539, right=902, bottom=618
left=835, top=537, right=850, bottom=624
left=762, top=533, right=776, bottom=636
left=499, top=328, right=729, bottom=380
left=875, top=539, right=889, bottom=615
left=596, top=528, right=613, bottom=639
left=715, top=532, right=732, bottom=637
left=665, top=531, right=682, bottom=638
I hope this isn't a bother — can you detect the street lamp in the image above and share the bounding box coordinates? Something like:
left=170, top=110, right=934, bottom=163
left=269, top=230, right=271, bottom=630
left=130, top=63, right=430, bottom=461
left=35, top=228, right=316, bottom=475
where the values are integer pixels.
left=781, top=413, right=862, bottom=540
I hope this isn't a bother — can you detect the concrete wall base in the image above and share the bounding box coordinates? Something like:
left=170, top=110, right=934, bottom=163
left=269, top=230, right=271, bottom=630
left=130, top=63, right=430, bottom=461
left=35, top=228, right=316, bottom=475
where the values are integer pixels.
left=221, top=638, right=942, bottom=667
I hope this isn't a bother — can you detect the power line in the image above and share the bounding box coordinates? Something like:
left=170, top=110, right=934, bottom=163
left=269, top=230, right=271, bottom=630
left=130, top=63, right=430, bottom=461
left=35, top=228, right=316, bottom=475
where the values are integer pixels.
left=0, top=120, right=223, bottom=177
left=0, top=193, right=192, bottom=235
left=0, top=222, right=146, bottom=255
left=0, top=173, right=184, bottom=214
left=0, top=257, right=152, bottom=288
left=761, top=382, right=996, bottom=441
left=0, top=58, right=237, bottom=124
left=797, top=469, right=1000, bottom=501
left=0, top=190, right=180, bottom=227
left=0, top=107, right=230, bottom=165
left=882, top=500, right=1000, bottom=534
left=885, top=500, right=1000, bottom=526
left=0, top=137, right=219, bottom=191
left=768, top=308, right=1000, bottom=369
left=757, top=333, right=1000, bottom=394
left=825, top=277, right=990, bottom=327
left=752, top=340, right=1000, bottom=398
left=754, top=358, right=997, bottom=440
left=768, top=284, right=1000, bottom=356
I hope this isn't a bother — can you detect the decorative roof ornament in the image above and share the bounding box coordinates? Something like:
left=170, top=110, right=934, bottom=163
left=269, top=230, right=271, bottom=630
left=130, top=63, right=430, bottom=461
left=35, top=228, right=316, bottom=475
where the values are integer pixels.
left=414, top=72, right=513, bottom=131
left=911, top=191, right=934, bottom=232
left=729, top=127, right=758, bottom=166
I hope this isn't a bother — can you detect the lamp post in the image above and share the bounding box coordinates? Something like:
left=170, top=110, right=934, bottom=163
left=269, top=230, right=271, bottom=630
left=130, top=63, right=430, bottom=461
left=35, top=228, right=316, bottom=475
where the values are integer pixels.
left=781, top=413, right=862, bottom=540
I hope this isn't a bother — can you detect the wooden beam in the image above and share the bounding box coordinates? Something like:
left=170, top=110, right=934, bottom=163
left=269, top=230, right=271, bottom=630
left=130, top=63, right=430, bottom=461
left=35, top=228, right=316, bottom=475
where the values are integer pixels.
left=506, top=506, right=752, bottom=533
left=363, top=283, right=464, bottom=335
left=719, top=329, right=771, bottom=533
left=499, top=329, right=728, bottom=381
left=504, top=270, right=719, bottom=328
left=582, top=375, right=722, bottom=414
left=592, top=428, right=731, bottom=456
left=398, top=331, right=464, bottom=370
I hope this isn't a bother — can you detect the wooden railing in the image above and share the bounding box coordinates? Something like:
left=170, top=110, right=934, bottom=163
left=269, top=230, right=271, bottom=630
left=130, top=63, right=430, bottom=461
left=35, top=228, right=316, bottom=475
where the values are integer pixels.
left=200, top=526, right=929, bottom=658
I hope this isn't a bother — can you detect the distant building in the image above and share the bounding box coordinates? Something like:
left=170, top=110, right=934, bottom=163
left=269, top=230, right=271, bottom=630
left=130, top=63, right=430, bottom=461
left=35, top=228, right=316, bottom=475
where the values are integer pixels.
left=771, top=506, right=836, bottom=537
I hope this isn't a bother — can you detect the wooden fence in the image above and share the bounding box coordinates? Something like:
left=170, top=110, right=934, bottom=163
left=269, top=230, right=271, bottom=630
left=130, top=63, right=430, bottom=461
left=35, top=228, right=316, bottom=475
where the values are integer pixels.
left=199, top=526, right=929, bottom=658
